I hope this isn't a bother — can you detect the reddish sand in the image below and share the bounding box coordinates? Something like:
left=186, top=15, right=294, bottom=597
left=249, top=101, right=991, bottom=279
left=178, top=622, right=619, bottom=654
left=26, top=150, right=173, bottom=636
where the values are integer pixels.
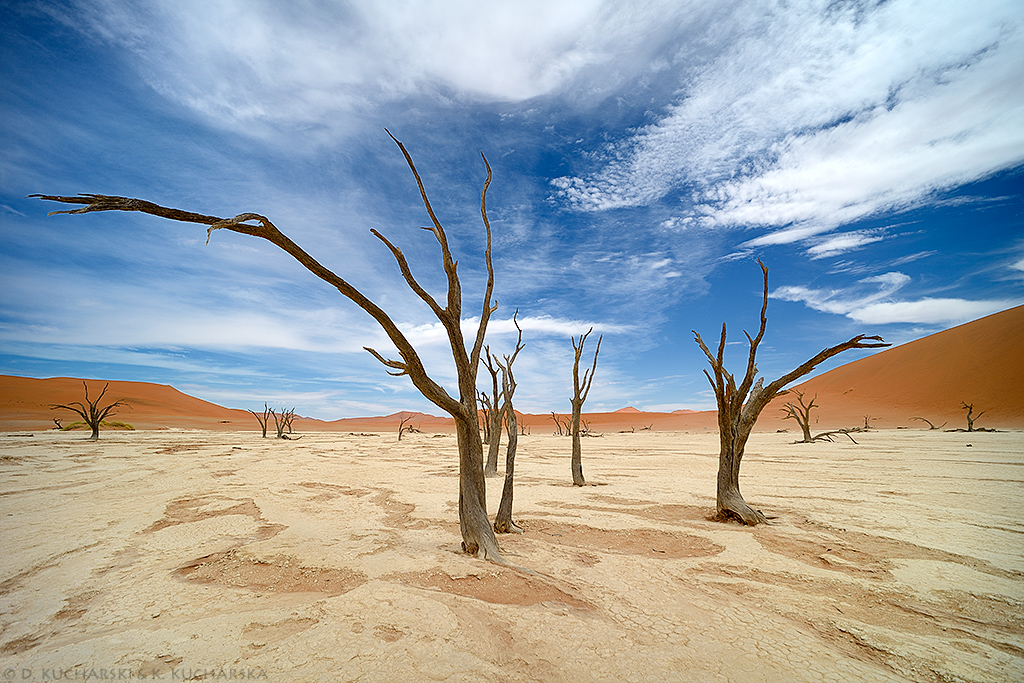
left=2, top=304, right=1022, bottom=432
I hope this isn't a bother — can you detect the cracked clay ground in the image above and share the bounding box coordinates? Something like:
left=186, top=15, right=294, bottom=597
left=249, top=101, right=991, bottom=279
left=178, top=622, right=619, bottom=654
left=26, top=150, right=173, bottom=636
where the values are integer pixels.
left=1, top=429, right=1021, bottom=682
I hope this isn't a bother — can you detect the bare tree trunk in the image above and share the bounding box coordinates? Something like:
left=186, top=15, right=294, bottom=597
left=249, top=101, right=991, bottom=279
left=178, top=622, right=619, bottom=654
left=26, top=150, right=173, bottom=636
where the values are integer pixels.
left=455, top=409, right=502, bottom=557
left=570, top=407, right=585, bottom=486
left=492, top=312, right=524, bottom=533
left=569, top=329, right=601, bottom=486
left=249, top=402, right=271, bottom=437
left=479, top=392, right=492, bottom=444
left=694, top=260, right=889, bottom=525
left=480, top=360, right=503, bottom=477
left=494, top=405, right=521, bottom=533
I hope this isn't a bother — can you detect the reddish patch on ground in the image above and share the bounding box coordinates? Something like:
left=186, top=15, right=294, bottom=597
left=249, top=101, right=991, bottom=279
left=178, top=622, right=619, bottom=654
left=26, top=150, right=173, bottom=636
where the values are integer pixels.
left=525, top=521, right=724, bottom=559
left=401, top=569, right=592, bottom=609
left=174, top=549, right=365, bottom=596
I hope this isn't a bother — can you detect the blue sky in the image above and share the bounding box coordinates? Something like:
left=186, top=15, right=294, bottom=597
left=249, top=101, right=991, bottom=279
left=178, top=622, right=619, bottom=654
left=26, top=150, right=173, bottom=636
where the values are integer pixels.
left=2, top=0, right=1022, bottom=419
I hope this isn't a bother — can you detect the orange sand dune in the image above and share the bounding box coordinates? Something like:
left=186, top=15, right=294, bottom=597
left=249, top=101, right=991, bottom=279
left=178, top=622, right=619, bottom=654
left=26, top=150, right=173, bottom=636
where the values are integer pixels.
left=0, top=376, right=253, bottom=432
left=772, top=303, right=1024, bottom=430
left=2, top=304, right=1021, bottom=432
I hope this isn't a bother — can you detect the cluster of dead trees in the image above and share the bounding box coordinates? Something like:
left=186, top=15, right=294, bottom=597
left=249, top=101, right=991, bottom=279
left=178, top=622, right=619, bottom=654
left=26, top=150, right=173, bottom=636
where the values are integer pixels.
left=38, top=132, right=507, bottom=559
left=249, top=403, right=300, bottom=439
left=785, top=392, right=994, bottom=440
left=914, top=402, right=995, bottom=432
left=39, top=135, right=940, bottom=557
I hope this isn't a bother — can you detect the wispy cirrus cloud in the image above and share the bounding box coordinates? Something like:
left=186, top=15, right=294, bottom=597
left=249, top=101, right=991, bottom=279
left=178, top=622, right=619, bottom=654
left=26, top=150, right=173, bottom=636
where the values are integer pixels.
left=552, top=0, right=1024, bottom=249
left=773, top=271, right=1018, bottom=324
left=803, top=230, right=887, bottom=260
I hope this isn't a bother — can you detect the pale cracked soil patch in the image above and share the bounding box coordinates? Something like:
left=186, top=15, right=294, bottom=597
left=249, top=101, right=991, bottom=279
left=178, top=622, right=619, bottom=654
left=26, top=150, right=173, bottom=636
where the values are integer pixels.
left=0, top=429, right=1021, bottom=682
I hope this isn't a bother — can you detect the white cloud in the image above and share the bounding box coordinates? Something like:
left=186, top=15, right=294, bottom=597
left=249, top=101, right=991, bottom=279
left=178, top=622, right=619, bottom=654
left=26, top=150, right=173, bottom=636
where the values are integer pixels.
left=804, top=231, right=886, bottom=259
left=56, top=0, right=693, bottom=138
left=773, top=271, right=911, bottom=316
left=849, top=299, right=1018, bottom=324
left=773, top=271, right=1019, bottom=324
left=553, top=0, right=1024, bottom=245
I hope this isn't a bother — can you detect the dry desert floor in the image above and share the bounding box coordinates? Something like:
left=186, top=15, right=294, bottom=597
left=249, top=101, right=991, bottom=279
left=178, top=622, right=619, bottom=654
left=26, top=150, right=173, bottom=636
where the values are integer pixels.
left=1, top=428, right=1022, bottom=682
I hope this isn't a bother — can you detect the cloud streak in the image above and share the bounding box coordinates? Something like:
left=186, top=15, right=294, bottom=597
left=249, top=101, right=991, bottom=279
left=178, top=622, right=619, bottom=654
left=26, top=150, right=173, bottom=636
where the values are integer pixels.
left=773, top=271, right=1018, bottom=324
left=553, top=0, right=1024, bottom=249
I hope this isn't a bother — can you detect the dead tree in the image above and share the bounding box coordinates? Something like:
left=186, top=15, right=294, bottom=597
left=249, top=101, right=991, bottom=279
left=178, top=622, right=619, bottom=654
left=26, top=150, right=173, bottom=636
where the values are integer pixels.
left=493, top=310, right=525, bottom=533
left=50, top=381, right=129, bottom=441
left=694, top=261, right=889, bottom=525
left=962, top=401, right=986, bottom=432
left=569, top=328, right=602, bottom=486
left=34, top=130, right=504, bottom=560
left=780, top=390, right=817, bottom=443
left=911, top=416, right=947, bottom=430
left=480, top=352, right=504, bottom=477
left=52, top=417, right=62, bottom=430
left=478, top=392, right=493, bottom=444
left=249, top=402, right=272, bottom=437
left=812, top=427, right=862, bottom=444
left=398, top=414, right=415, bottom=441
left=552, top=411, right=569, bottom=438
left=271, top=407, right=299, bottom=439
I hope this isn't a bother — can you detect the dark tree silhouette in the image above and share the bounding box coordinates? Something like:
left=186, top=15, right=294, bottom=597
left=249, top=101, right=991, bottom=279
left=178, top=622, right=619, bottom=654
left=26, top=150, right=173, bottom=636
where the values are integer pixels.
left=961, top=401, right=986, bottom=432
left=491, top=310, right=525, bottom=533
left=569, top=328, right=602, bottom=486
left=911, top=416, right=947, bottom=430
left=397, top=413, right=417, bottom=441
left=780, top=390, right=817, bottom=443
left=271, top=407, right=299, bottom=439
left=249, top=402, right=272, bottom=438
left=51, top=381, right=129, bottom=440
left=34, top=131, right=505, bottom=560
left=480, top=352, right=503, bottom=477
left=694, top=261, right=889, bottom=525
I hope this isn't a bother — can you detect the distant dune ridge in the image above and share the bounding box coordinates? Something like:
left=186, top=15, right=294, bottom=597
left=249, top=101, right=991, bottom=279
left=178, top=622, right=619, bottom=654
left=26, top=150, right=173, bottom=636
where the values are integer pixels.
left=2, top=304, right=1021, bottom=432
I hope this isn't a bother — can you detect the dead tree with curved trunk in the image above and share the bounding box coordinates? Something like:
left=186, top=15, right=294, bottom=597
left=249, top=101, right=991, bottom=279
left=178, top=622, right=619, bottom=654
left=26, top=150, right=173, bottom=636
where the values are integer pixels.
left=911, top=416, right=946, bottom=430
left=397, top=413, right=415, bottom=441
left=34, top=130, right=505, bottom=561
left=250, top=402, right=272, bottom=437
left=569, top=328, right=602, bottom=486
left=781, top=390, right=817, bottom=443
left=51, top=381, right=128, bottom=440
left=492, top=310, right=525, bottom=533
left=962, top=402, right=986, bottom=432
left=694, top=261, right=889, bottom=525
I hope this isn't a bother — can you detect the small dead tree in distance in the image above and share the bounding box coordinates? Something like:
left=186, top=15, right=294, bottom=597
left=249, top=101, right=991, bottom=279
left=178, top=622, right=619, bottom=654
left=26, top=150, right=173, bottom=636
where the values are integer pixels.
left=398, top=413, right=415, bottom=441
left=780, top=390, right=817, bottom=443
left=478, top=391, right=493, bottom=444
left=492, top=309, right=525, bottom=533
left=271, top=407, right=300, bottom=439
left=911, top=416, right=946, bottom=430
left=694, top=260, right=889, bottom=525
left=570, top=328, right=602, bottom=486
left=480, top=351, right=504, bottom=477
left=961, top=401, right=985, bottom=432
left=34, top=130, right=505, bottom=561
left=51, top=381, right=129, bottom=441
left=249, top=402, right=272, bottom=437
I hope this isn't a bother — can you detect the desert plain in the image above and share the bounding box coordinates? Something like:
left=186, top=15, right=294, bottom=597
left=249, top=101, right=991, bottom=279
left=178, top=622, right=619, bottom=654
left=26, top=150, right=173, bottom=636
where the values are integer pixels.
left=1, top=425, right=1021, bottom=682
